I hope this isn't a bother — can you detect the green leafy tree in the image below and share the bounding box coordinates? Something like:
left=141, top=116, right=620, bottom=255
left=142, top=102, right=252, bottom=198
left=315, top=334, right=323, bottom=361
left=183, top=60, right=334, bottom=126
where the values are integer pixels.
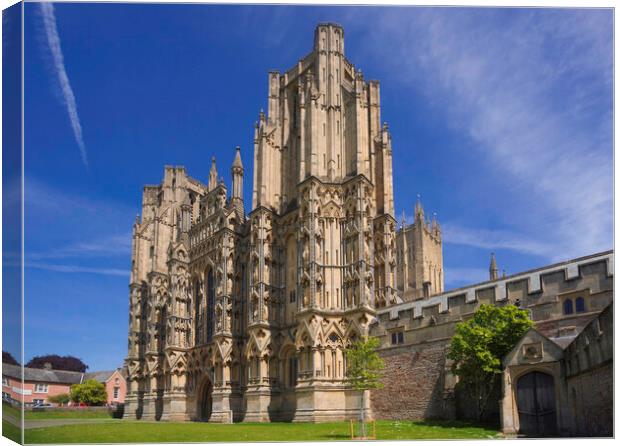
left=345, top=336, right=385, bottom=438
left=48, top=393, right=70, bottom=406
left=447, top=304, right=532, bottom=420
left=70, top=379, right=108, bottom=406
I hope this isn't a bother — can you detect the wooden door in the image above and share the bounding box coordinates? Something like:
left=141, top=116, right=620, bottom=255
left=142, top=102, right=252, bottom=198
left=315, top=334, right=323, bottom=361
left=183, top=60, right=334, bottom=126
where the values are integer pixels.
left=516, top=371, right=557, bottom=437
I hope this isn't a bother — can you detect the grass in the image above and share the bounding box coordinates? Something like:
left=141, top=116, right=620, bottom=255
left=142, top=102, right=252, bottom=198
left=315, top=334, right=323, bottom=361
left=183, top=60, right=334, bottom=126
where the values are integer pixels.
left=2, top=403, right=111, bottom=420
left=2, top=403, right=21, bottom=420
left=24, top=420, right=501, bottom=443
left=2, top=420, right=22, bottom=444
left=24, top=410, right=111, bottom=420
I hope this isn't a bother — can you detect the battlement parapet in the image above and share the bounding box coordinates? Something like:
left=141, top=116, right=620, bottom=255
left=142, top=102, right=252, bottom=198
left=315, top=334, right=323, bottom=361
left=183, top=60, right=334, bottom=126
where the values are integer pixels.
left=378, top=250, right=613, bottom=323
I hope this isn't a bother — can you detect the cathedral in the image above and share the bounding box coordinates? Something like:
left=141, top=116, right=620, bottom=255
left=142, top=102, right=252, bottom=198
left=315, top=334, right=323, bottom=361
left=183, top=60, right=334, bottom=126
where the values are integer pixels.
left=124, top=24, right=613, bottom=436
left=124, top=23, right=443, bottom=422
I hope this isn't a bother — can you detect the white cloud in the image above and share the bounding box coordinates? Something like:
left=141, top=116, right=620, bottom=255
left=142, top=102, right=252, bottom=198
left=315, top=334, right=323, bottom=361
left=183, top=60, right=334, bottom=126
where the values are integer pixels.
left=443, top=266, right=489, bottom=289
left=40, top=2, right=88, bottom=167
left=351, top=8, right=613, bottom=262
left=26, top=233, right=132, bottom=261
left=25, top=262, right=129, bottom=277
left=23, top=178, right=135, bottom=276
left=442, top=222, right=554, bottom=258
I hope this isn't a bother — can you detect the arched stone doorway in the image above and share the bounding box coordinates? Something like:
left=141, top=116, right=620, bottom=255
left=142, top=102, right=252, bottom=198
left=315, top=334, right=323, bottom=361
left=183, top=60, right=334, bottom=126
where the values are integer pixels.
left=516, top=371, right=557, bottom=437
left=197, top=377, right=213, bottom=422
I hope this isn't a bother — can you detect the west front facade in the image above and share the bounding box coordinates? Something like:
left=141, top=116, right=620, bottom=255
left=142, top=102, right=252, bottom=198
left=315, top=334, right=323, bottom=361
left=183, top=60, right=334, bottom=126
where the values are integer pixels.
left=123, top=24, right=613, bottom=436
left=124, top=23, right=440, bottom=423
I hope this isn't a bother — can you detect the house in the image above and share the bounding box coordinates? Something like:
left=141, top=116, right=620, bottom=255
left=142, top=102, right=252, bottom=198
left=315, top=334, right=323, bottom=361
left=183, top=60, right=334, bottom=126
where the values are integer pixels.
left=2, top=363, right=126, bottom=406
left=84, top=369, right=127, bottom=405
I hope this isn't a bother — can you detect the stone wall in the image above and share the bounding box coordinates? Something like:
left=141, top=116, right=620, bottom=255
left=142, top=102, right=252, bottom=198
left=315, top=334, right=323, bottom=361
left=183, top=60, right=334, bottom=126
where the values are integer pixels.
left=566, top=362, right=613, bottom=437
left=371, top=340, right=450, bottom=420
left=564, top=303, right=613, bottom=437
left=369, top=252, right=613, bottom=423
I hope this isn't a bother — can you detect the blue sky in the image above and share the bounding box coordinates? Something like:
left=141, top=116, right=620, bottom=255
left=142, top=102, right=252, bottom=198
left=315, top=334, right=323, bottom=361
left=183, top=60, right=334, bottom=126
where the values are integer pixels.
left=10, top=3, right=613, bottom=371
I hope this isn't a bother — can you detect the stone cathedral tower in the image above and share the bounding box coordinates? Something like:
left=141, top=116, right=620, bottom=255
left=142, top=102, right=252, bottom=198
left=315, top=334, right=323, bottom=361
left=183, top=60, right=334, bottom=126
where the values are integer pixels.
left=124, top=23, right=442, bottom=423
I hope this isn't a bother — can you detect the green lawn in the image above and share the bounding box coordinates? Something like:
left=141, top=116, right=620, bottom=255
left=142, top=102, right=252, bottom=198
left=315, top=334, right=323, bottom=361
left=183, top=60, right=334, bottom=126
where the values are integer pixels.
left=2, top=403, right=21, bottom=420
left=2, top=403, right=111, bottom=420
left=2, top=420, right=22, bottom=444
left=24, top=410, right=111, bottom=420
left=25, top=420, right=501, bottom=443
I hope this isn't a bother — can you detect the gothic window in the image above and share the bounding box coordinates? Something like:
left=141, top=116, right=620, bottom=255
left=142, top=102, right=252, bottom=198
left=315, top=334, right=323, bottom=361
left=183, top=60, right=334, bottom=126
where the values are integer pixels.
left=563, top=299, right=574, bottom=315
left=150, top=246, right=154, bottom=258
left=575, top=297, right=585, bottom=313
left=194, top=281, right=202, bottom=344
left=206, top=269, right=215, bottom=343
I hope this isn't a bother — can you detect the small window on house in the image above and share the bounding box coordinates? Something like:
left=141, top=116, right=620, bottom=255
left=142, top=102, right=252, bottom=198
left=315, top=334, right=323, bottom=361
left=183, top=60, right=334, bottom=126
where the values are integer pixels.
left=113, top=387, right=120, bottom=400
left=34, top=384, right=48, bottom=393
left=563, top=299, right=574, bottom=315
left=2, top=377, right=9, bottom=386
left=575, top=297, right=585, bottom=313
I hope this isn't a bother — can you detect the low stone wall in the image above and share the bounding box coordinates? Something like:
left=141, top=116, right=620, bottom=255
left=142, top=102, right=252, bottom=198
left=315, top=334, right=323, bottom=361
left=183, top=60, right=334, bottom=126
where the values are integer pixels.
left=371, top=340, right=450, bottom=420
left=566, top=361, right=613, bottom=437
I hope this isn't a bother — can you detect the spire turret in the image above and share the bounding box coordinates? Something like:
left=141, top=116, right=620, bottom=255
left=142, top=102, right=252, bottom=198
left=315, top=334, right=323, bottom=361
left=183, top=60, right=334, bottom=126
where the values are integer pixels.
left=231, top=146, right=244, bottom=214
left=489, top=253, right=499, bottom=281
left=209, top=156, right=218, bottom=190
left=415, top=195, right=424, bottom=223
left=431, top=212, right=441, bottom=237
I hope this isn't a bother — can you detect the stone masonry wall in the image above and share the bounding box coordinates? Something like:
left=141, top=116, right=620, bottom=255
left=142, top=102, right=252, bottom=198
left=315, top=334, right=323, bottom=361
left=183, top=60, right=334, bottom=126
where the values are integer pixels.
left=566, top=362, right=613, bottom=437
left=371, top=340, right=450, bottom=420
left=370, top=252, right=612, bottom=423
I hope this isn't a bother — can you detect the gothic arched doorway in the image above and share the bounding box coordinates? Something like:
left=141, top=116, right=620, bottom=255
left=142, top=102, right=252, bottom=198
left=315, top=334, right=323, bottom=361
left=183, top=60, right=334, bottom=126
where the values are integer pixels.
left=516, top=371, right=557, bottom=437
left=198, top=377, right=213, bottom=422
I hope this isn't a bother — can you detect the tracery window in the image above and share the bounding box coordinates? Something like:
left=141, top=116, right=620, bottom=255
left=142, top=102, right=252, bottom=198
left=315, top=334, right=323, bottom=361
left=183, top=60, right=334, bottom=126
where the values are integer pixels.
left=206, top=269, right=215, bottom=343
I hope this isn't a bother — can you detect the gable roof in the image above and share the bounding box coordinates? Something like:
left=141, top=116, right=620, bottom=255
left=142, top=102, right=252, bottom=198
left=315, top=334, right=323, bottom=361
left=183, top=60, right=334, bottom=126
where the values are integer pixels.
left=2, top=364, right=126, bottom=385
left=502, top=327, right=566, bottom=368
left=84, top=370, right=115, bottom=383
left=2, top=363, right=83, bottom=384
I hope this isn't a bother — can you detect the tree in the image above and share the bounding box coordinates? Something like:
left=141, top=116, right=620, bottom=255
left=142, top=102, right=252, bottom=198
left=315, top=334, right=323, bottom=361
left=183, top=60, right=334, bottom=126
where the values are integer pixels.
left=447, top=304, right=532, bottom=421
left=48, top=393, right=71, bottom=406
left=345, top=336, right=385, bottom=438
left=3, top=351, right=19, bottom=366
left=26, top=355, right=88, bottom=372
left=70, top=379, right=107, bottom=406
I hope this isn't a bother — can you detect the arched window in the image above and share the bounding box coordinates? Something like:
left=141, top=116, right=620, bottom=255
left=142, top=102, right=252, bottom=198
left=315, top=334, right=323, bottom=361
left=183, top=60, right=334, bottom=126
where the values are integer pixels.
left=563, top=299, right=574, bottom=315
left=575, top=297, right=585, bottom=313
